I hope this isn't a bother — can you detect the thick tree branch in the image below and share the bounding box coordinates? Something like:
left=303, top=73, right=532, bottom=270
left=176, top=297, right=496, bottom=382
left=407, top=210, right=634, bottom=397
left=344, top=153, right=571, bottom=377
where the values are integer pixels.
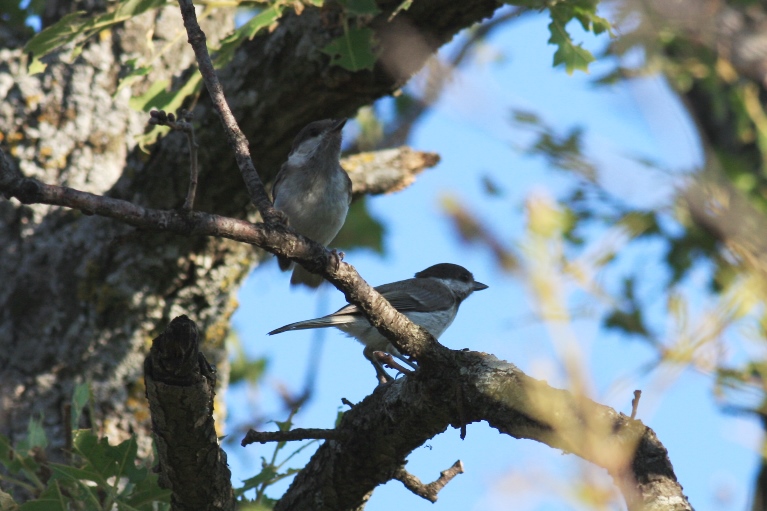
left=274, top=350, right=690, bottom=511
left=144, top=315, right=234, bottom=511
left=344, top=148, right=440, bottom=198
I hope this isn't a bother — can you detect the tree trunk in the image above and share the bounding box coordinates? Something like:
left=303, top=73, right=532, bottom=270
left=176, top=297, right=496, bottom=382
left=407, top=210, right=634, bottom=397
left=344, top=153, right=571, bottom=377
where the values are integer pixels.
left=0, top=0, right=499, bottom=460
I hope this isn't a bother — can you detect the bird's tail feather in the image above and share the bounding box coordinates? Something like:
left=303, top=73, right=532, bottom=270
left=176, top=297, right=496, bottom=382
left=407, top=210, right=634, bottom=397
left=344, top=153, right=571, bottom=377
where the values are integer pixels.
left=290, top=265, right=324, bottom=288
left=268, top=315, right=353, bottom=335
left=277, top=256, right=292, bottom=272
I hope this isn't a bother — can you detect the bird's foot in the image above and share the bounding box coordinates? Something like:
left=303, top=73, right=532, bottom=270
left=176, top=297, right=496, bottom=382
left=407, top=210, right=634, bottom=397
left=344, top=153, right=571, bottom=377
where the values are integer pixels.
left=374, top=351, right=415, bottom=376
left=269, top=208, right=289, bottom=226
left=329, top=249, right=345, bottom=271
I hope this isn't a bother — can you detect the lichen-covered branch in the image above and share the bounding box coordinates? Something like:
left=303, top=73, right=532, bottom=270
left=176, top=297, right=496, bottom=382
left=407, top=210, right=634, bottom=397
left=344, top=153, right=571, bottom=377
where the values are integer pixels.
left=275, top=351, right=690, bottom=511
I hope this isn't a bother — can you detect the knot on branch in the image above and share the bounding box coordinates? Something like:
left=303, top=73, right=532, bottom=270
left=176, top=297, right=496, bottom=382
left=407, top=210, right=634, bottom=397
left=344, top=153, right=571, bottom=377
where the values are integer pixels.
left=145, top=314, right=215, bottom=386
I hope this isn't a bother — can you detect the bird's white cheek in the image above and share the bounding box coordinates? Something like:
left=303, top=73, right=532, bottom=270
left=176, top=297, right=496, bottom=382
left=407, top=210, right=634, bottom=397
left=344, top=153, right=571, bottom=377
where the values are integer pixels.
left=287, top=137, right=322, bottom=166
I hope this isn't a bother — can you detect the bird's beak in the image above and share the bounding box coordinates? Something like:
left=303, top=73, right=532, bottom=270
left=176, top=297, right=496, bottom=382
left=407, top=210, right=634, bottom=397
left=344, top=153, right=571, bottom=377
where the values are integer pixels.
left=473, top=281, right=489, bottom=291
left=331, top=118, right=347, bottom=132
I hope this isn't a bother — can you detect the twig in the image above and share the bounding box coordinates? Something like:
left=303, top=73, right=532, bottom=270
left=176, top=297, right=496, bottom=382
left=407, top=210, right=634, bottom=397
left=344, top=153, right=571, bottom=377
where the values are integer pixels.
left=456, top=383, right=467, bottom=440
left=175, top=0, right=279, bottom=223
left=241, top=427, right=342, bottom=447
left=340, top=397, right=356, bottom=408
left=0, top=142, right=441, bottom=375
left=631, top=390, right=642, bottom=419
left=393, top=460, right=464, bottom=503
left=148, top=109, right=199, bottom=210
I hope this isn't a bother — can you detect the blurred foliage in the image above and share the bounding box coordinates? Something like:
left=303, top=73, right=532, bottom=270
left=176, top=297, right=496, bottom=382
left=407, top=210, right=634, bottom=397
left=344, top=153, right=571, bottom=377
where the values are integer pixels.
left=468, top=0, right=767, bottom=426
left=0, top=0, right=44, bottom=34
left=235, top=409, right=318, bottom=509
left=0, top=383, right=170, bottom=510
left=229, top=331, right=269, bottom=386
left=508, top=0, right=612, bottom=73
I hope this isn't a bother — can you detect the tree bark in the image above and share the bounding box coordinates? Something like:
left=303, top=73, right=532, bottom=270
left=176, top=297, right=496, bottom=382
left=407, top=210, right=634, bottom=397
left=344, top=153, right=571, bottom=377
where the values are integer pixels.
left=0, top=0, right=501, bottom=462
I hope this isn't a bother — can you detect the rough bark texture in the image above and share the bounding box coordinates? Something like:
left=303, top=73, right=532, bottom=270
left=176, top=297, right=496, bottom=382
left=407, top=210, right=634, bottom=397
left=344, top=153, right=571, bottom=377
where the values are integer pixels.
left=144, top=315, right=234, bottom=511
left=0, top=0, right=501, bottom=460
left=273, top=350, right=691, bottom=511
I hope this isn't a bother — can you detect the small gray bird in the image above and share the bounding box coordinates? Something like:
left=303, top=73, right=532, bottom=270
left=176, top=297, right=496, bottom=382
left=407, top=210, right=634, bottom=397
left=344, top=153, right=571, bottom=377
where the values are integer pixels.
left=268, top=263, right=488, bottom=382
left=272, top=118, right=352, bottom=287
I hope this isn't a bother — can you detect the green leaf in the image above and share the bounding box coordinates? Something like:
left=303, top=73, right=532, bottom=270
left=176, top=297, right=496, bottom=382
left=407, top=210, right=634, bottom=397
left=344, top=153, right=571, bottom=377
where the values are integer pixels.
left=338, top=0, right=380, bottom=16
left=116, top=59, right=153, bottom=95
left=27, top=59, right=47, bottom=75
left=0, top=488, right=16, bottom=510
left=18, top=417, right=48, bottom=453
left=18, top=481, right=68, bottom=511
left=24, top=11, right=88, bottom=61
left=389, top=0, right=412, bottom=20
left=322, top=27, right=377, bottom=71
left=70, top=382, right=91, bottom=431
left=119, top=472, right=171, bottom=510
left=213, top=6, right=287, bottom=69
left=237, top=466, right=278, bottom=495
left=548, top=19, right=595, bottom=74
left=24, top=0, right=166, bottom=73
left=71, top=430, right=146, bottom=484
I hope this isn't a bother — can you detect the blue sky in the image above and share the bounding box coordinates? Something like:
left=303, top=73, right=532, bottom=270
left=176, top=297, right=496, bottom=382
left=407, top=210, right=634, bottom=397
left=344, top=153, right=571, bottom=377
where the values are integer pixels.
left=227, top=9, right=761, bottom=511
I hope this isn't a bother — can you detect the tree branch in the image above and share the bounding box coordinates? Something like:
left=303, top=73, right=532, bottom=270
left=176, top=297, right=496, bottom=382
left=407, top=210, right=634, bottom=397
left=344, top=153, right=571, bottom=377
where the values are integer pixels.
left=275, top=351, right=691, bottom=511
left=343, top=147, right=440, bottom=198
left=242, top=428, right=342, bottom=447
left=393, top=460, right=464, bottom=503
left=0, top=0, right=500, bottom=456
left=144, top=315, right=234, bottom=511
left=175, top=0, right=279, bottom=223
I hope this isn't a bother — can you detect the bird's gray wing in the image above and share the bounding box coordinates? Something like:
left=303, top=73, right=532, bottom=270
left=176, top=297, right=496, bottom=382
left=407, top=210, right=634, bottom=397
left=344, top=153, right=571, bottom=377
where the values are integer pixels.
left=327, top=278, right=454, bottom=318
left=377, top=279, right=455, bottom=312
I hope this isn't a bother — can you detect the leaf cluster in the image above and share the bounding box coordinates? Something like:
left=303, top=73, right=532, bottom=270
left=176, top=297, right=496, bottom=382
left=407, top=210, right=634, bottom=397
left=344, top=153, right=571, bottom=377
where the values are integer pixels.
left=0, top=384, right=170, bottom=511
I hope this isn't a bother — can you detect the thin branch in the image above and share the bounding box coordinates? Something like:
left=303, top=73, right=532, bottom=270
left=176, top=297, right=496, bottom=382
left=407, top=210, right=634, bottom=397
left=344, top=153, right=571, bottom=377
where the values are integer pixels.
left=241, top=428, right=342, bottom=447
left=148, top=109, right=200, bottom=210
left=631, top=390, right=642, bottom=419
left=393, top=460, right=464, bottom=503
left=175, top=0, right=278, bottom=222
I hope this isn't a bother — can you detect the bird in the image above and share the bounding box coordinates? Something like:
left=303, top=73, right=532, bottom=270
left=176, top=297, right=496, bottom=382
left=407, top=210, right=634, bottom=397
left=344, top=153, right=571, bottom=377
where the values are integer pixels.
left=272, top=118, right=352, bottom=287
left=268, top=263, right=488, bottom=383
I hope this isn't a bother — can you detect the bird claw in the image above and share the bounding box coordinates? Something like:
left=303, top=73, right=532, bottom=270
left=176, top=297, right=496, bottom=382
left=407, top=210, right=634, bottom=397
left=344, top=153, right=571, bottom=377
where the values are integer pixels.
left=330, top=249, right=344, bottom=270
left=373, top=351, right=415, bottom=376
left=269, top=208, right=289, bottom=226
